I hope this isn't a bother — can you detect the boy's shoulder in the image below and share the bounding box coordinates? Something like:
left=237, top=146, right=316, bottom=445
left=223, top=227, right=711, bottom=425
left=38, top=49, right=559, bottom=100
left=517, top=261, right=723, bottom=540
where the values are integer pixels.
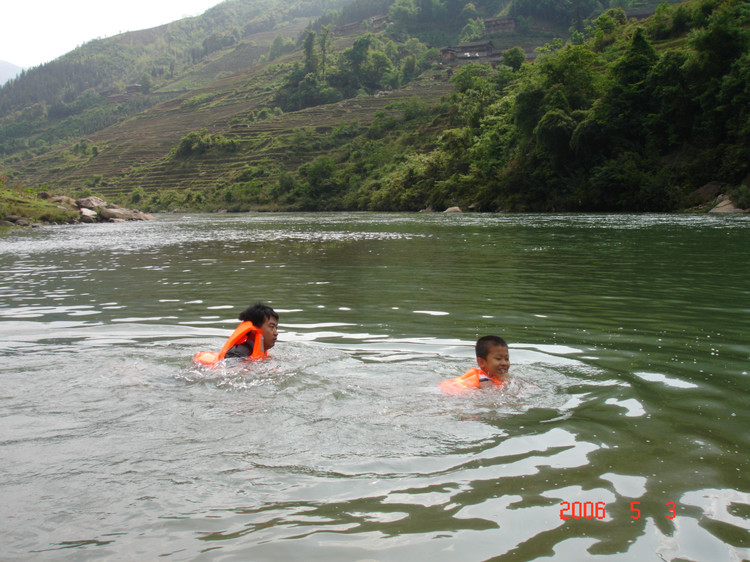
left=439, top=367, right=506, bottom=394
left=439, top=367, right=485, bottom=394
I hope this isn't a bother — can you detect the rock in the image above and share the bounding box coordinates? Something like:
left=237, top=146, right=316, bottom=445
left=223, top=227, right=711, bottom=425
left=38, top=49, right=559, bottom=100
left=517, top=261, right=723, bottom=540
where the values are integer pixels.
left=443, top=206, right=462, bottom=213
left=37, top=191, right=51, bottom=199
left=80, top=208, right=98, bottom=223
left=709, top=194, right=745, bottom=214
left=6, top=191, right=154, bottom=226
left=693, top=181, right=723, bottom=202
left=99, top=206, right=154, bottom=221
left=100, top=207, right=137, bottom=221
left=76, top=196, right=108, bottom=210
left=419, top=206, right=434, bottom=213
left=129, top=210, right=154, bottom=221
left=51, top=195, right=77, bottom=207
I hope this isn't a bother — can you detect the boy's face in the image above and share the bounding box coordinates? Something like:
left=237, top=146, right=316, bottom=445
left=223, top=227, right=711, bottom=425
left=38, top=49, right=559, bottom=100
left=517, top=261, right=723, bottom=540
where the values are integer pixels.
left=260, top=315, right=278, bottom=350
left=477, top=344, right=510, bottom=379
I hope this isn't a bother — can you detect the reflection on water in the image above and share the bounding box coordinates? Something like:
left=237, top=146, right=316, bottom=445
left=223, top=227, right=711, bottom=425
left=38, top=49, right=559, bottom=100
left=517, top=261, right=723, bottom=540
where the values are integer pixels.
left=0, top=213, right=748, bottom=560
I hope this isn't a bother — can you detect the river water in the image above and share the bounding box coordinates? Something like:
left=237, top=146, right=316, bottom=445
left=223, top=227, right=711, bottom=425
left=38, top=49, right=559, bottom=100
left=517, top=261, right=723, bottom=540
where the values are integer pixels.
left=1, top=212, right=748, bottom=560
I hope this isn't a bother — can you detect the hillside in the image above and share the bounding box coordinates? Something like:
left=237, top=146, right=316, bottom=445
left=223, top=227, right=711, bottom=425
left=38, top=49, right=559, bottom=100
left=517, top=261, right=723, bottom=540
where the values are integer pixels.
left=0, top=0, right=359, bottom=158
left=2, top=0, right=747, bottom=216
left=8, top=35, right=452, bottom=195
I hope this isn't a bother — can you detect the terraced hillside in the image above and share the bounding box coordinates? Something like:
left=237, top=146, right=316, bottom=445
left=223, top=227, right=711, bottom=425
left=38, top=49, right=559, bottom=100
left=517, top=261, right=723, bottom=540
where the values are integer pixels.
left=113, top=75, right=452, bottom=198
left=11, top=33, right=453, bottom=203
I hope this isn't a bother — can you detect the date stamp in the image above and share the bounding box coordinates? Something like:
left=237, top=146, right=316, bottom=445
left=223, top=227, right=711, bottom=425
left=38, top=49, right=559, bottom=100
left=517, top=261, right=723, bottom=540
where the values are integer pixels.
left=559, top=501, right=677, bottom=520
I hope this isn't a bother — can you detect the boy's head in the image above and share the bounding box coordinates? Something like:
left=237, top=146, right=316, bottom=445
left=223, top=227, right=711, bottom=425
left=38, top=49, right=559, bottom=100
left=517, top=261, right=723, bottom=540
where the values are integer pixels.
left=239, top=303, right=279, bottom=350
left=475, top=335, right=510, bottom=379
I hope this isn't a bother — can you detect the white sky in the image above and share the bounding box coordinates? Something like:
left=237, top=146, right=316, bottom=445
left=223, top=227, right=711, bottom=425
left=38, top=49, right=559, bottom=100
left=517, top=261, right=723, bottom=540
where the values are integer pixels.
left=1, top=0, right=226, bottom=68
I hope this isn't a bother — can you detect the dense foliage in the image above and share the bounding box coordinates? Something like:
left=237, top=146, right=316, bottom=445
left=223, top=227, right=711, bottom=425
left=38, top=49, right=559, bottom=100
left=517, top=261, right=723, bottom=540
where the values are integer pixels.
left=274, top=31, right=440, bottom=110
left=277, top=0, right=749, bottom=211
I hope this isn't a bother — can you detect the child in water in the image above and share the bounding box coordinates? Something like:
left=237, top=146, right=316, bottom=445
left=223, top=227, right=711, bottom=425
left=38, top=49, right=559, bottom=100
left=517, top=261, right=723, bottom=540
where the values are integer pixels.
left=193, top=302, right=278, bottom=366
left=439, top=335, right=510, bottom=394
left=225, top=303, right=279, bottom=358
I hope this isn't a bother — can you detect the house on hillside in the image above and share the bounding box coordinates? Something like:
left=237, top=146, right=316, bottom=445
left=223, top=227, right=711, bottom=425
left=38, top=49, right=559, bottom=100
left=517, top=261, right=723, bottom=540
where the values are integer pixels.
left=625, top=8, right=656, bottom=20
left=440, top=40, right=495, bottom=63
left=365, top=15, right=388, bottom=30
left=484, top=16, right=517, bottom=34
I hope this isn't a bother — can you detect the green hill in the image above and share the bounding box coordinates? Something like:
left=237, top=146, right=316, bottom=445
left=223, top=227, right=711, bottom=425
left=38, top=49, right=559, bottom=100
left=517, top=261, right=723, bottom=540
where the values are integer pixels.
left=0, top=0, right=330, bottom=158
left=2, top=0, right=748, bottom=216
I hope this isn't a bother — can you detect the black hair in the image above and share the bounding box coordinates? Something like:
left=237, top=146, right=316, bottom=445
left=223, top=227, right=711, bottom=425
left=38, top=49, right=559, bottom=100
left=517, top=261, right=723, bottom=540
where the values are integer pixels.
left=475, top=335, right=508, bottom=358
left=238, top=302, right=278, bottom=326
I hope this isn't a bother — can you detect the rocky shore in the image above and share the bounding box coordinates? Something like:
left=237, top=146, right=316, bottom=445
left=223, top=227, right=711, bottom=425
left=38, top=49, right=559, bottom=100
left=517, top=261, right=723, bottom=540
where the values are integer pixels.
left=708, top=194, right=746, bottom=214
left=51, top=195, right=154, bottom=223
left=0, top=193, right=154, bottom=227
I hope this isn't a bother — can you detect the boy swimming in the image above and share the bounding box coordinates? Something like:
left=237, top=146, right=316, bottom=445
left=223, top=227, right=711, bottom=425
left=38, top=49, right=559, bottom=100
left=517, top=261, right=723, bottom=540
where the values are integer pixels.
left=225, top=303, right=278, bottom=358
left=193, top=302, right=278, bottom=366
left=439, top=335, right=510, bottom=394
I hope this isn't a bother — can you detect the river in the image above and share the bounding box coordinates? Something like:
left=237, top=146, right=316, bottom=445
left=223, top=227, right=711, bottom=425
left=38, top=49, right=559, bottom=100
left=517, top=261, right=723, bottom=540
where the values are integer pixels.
left=1, top=212, right=748, bottom=560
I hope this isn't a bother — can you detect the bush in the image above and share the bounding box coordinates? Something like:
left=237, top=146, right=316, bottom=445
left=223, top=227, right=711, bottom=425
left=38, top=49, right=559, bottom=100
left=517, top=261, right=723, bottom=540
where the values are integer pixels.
left=173, top=129, right=237, bottom=158
left=130, top=186, right=145, bottom=204
left=181, top=93, right=217, bottom=109
left=730, top=184, right=750, bottom=209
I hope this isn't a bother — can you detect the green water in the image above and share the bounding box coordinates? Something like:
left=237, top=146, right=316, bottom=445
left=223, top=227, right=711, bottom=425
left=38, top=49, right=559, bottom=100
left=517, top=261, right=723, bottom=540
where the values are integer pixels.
left=0, top=213, right=748, bottom=560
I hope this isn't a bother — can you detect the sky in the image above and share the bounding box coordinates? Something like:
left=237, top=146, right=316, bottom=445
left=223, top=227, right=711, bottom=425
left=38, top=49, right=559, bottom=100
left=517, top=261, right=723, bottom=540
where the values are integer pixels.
left=1, top=0, right=227, bottom=69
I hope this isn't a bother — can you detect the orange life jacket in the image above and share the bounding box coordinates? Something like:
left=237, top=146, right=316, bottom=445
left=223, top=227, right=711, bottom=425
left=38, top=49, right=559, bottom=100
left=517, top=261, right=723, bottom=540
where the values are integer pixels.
left=439, top=367, right=506, bottom=395
left=193, top=321, right=266, bottom=366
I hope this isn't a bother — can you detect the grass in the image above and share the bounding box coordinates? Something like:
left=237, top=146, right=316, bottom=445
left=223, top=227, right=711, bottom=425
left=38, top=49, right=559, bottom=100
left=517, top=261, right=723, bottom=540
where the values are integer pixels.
left=0, top=187, right=80, bottom=224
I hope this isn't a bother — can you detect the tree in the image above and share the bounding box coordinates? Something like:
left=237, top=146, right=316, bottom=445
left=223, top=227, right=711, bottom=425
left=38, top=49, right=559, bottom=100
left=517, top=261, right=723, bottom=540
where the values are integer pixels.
left=318, top=25, right=332, bottom=80
left=690, top=1, right=750, bottom=79
left=299, top=155, right=338, bottom=199
left=269, top=34, right=294, bottom=61
left=502, top=47, right=526, bottom=71
left=389, top=0, right=420, bottom=31
left=611, top=28, right=657, bottom=87
left=459, top=19, right=485, bottom=43
left=303, top=31, right=318, bottom=76
left=643, top=51, right=695, bottom=147
left=401, top=54, right=417, bottom=82
left=533, top=109, right=576, bottom=167
left=345, top=34, right=373, bottom=79
left=538, top=44, right=602, bottom=111
left=136, top=74, right=151, bottom=94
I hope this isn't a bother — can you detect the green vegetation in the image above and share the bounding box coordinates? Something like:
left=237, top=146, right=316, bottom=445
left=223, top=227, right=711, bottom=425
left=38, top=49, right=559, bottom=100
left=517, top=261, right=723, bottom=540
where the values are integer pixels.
left=1, top=0, right=748, bottom=215
left=172, top=129, right=238, bottom=158
left=0, top=0, right=351, bottom=158
left=274, top=31, right=440, bottom=111
left=0, top=177, right=79, bottom=224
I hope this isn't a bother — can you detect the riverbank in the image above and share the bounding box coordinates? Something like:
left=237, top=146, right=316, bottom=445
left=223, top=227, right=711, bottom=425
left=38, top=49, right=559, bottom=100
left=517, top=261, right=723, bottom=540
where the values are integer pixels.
left=0, top=187, right=153, bottom=227
left=1, top=184, right=745, bottom=229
